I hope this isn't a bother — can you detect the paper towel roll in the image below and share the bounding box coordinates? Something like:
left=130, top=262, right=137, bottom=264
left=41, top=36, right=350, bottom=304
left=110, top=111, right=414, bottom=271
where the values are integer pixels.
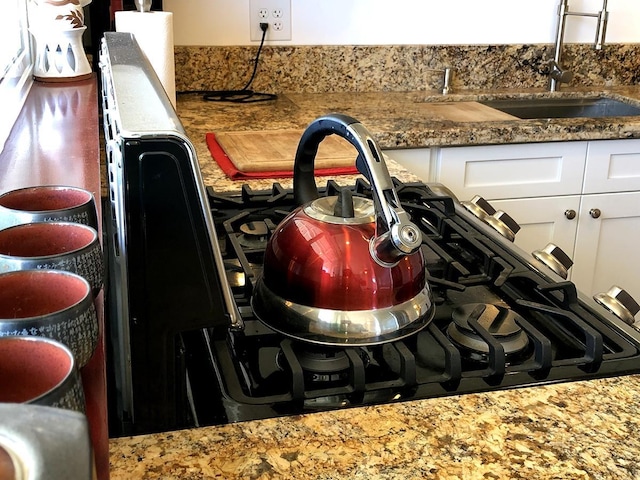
left=115, top=11, right=176, bottom=107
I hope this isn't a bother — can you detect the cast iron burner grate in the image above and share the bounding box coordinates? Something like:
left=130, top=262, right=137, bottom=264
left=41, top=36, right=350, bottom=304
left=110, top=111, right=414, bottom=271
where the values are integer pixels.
left=181, top=179, right=640, bottom=424
left=446, top=303, right=531, bottom=362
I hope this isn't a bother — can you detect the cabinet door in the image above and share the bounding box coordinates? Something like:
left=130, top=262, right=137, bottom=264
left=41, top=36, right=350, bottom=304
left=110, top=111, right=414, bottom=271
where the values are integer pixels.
left=489, top=196, right=581, bottom=261
left=584, top=139, right=640, bottom=194
left=433, top=142, right=588, bottom=200
left=571, top=192, right=640, bottom=301
left=383, top=149, right=431, bottom=181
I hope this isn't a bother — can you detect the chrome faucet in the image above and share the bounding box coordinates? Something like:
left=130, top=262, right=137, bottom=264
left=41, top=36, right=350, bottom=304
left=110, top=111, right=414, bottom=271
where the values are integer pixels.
left=425, top=67, right=455, bottom=95
left=442, top=67, right=454, bottom=95
left=548, top=0, right=609, bottom=92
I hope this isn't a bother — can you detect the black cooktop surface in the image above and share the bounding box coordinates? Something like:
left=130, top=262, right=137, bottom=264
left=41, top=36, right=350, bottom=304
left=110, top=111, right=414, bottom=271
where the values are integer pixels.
left=181, top=179, right=640, bottom=425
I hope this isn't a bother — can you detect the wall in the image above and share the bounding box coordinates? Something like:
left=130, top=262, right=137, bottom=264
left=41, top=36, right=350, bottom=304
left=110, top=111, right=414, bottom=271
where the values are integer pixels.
left=164, top=0, right=640, bottom=47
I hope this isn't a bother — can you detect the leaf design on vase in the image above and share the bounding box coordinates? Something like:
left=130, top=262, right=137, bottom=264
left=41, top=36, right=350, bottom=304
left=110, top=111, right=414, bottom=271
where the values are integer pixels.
left=55, top=9, right=84, bottom=28
left=43, top=0, right=81, bottom=6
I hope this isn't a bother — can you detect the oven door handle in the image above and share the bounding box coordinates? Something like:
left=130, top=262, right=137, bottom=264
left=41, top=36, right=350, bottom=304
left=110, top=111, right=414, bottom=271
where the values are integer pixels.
left=199, top=199, right=244, bottom=330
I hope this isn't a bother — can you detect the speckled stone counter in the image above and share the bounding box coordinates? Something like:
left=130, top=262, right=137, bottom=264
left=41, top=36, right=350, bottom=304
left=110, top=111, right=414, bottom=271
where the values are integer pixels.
left=174, top=85, right=640, bottom=193
left=110, top=375, right=640, bottom=479
left=109, top=85, right=640, bottom=479
left=175, top=44, right=640, bottom=95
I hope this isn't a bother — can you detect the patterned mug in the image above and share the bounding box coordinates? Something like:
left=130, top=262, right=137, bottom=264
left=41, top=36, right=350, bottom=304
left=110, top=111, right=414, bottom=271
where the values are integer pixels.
left=0, top=270, right=98, bottom=367
left=0, top=222, right=103, bottom=296
left=0, top=336, right=85, bottom=412
left=0, top=185, right=98, bottom=231
left=0, top=404, right=94, bottom=479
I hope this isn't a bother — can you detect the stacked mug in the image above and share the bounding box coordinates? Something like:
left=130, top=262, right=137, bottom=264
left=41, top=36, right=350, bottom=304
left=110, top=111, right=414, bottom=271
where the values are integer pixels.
left=0, top=185, right=102, bottom=479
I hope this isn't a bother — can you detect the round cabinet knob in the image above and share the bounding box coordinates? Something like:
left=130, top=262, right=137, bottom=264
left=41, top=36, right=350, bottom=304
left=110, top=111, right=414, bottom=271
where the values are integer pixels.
left=589, top=208, right=601, bottom=219
left=564, top=209, right=577, bottom=220
left=531, top=243, right=574, bottom=279
left=594, top=286, right=640, bottom=326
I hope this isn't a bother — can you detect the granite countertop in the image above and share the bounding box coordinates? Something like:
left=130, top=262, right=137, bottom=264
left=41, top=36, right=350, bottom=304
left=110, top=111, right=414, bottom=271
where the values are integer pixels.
left=109, top=86, right=640, bottom=479
left=109, top=376, right=640, bottom=479
left=174, top=85, right=640, bottom=193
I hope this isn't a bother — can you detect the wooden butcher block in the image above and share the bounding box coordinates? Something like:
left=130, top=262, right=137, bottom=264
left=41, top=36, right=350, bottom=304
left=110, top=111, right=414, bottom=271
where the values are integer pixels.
left=414, top=101, right=519, bottom=122
left=215, top=103, right=514, bottom=173
left=215, top=130, right=357, bottom=173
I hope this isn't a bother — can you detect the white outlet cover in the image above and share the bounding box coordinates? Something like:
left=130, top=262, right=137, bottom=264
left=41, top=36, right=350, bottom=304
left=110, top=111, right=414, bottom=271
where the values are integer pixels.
left=249, top=0, right=291, bottom=41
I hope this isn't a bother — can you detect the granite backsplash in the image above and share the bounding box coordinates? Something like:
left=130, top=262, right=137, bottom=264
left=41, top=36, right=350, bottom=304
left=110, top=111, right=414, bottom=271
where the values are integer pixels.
left=175, top=43, right=640, bottom=95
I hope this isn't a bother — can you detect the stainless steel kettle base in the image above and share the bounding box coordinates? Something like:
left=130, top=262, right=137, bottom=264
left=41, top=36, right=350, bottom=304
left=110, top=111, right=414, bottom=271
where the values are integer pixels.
left=251, top=278, right=436, bottom=346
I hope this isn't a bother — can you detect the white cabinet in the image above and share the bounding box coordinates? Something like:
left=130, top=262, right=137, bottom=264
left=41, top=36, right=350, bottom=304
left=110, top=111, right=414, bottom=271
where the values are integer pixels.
left=386, top=139, right=640, bottom=301
left=428, top=142, right=588, bottom=200
left=571, top=192, right=640, bottom=301
left=384, top=149, right=432, bottom=180
left=488, top=195, right=581, bottom=259
left=583, top=139, right=640, bottom=194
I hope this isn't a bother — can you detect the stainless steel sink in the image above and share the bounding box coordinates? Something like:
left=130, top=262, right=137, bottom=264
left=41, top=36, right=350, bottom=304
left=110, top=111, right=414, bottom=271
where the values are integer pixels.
left=479, top=97, right=640, bottom=119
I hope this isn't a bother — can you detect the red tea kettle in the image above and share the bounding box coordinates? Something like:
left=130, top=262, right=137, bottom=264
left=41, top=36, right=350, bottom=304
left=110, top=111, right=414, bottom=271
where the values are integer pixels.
left=251, top=114, right=435, bottom=345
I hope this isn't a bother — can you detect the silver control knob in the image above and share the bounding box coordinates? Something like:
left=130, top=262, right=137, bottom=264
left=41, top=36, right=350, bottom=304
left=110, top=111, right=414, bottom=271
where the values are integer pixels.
left=532, top=243, right=574, bottom=279
left=461, top=195, right=496, bottom=221
left=461, top=196, right=520, bottom=242
left=426, top=183, right=459, bottom=202
left=594, top=286, right=640, bottom=326
left=486, top=210, right=521, bottom=242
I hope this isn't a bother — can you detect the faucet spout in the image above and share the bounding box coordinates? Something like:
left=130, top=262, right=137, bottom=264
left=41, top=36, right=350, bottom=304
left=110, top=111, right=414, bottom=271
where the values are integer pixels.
left=548, top=60, right=574, bottom=85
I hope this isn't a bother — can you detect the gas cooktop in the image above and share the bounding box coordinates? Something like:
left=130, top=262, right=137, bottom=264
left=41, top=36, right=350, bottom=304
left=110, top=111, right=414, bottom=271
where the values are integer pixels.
left=100, top=34, right=640, bottom=436
left=180, top=179, right=640, bottom=426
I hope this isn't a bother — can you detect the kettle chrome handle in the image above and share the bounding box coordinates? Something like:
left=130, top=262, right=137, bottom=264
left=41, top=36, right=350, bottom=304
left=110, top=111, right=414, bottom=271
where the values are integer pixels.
left=293, top=113, right=422, bottom=264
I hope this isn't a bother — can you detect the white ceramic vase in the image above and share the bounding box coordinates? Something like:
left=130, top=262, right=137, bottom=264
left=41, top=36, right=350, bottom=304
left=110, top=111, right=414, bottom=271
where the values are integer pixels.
left=28, top=0, right=93, bottom=82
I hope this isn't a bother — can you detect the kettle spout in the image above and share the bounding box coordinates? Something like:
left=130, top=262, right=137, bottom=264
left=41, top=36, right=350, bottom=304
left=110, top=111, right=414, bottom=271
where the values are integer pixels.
left=371, top=212, right=422, bottom=265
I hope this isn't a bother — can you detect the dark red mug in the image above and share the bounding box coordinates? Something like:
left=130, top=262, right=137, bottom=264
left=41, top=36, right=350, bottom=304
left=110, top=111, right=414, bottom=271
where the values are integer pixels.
left=0, top=270, right=98, bottom=367
left=0, top=222, right=103, bottom=296
left=0, top=336, right=85, bottom=412
left=0, top=185, right=98, bottom=231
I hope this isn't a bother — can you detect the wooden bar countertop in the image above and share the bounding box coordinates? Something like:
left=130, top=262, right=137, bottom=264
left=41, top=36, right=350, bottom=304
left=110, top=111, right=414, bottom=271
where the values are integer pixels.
left=0, top=76, right=110, bottom=480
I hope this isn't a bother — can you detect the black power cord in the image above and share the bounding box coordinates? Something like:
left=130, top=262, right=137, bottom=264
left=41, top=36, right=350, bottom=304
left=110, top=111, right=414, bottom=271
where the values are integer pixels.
left=179, top=22, right=277, bottom=103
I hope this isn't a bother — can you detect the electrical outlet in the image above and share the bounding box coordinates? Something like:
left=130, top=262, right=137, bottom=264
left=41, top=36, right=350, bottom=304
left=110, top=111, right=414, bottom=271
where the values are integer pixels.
left=249, top=0, right=291, bottom=41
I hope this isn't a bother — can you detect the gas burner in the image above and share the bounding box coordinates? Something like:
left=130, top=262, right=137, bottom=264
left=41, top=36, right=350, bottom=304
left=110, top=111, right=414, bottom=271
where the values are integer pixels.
left=225, top=261, right=246, bottom=288
left=446, top=303, right=530, bottom=362
left=237, top=221, right=269, bottom=249
left=224, top=259, right=262, bottom=289
left=279, top=343, right=370, bottom=383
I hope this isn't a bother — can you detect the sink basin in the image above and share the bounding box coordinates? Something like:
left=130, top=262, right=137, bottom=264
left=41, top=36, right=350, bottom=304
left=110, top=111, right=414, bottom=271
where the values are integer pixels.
left=479, top=97, right=640, bottom=119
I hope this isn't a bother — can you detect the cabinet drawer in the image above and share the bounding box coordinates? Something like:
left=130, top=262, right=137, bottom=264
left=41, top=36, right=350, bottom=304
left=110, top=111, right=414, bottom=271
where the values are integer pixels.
left=434, top=142, right=588, bottom=200
left=584, top=139, right=640, bottom=194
